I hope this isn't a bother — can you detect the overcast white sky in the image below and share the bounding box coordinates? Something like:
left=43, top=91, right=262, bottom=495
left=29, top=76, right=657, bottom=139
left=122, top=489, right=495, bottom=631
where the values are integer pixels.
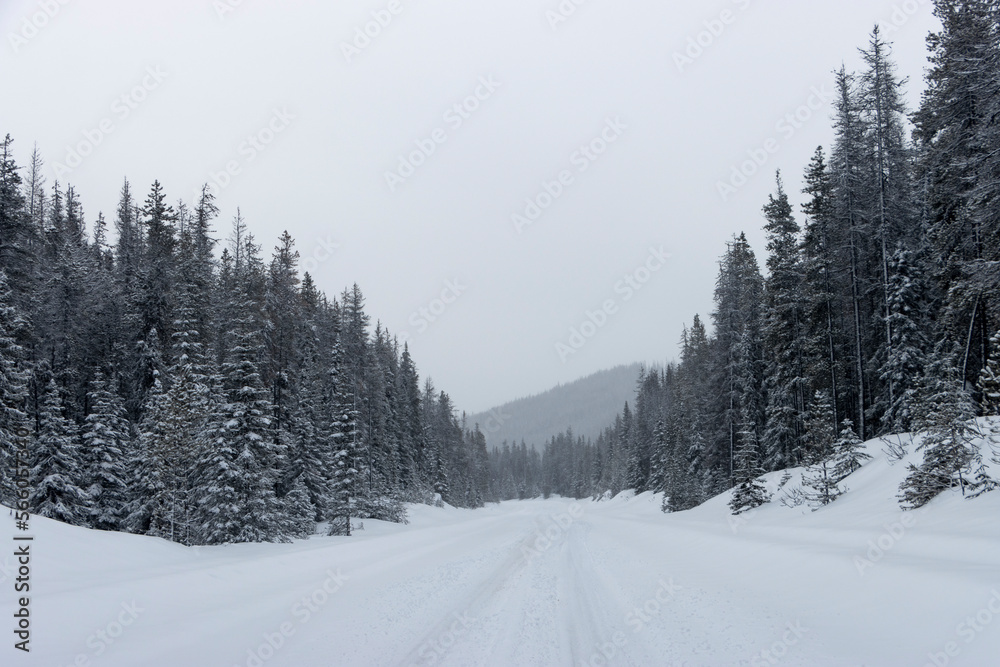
left=0, top=0, right=939, bottom=413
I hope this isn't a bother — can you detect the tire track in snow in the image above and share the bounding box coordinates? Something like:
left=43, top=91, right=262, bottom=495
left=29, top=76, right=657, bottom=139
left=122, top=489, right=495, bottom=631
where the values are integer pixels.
left=560, top=521, right=630, bottom=666
left=391, top=525, right=547, bottom=666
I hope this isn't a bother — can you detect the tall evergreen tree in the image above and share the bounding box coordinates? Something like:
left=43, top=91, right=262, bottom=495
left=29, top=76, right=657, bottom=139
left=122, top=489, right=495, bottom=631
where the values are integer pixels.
left=396, top=344, right=425, bottom=492
left=81, top=372, right=131, bottom=531
left=127, top=371, right=188, bottom=541
left=831, top=66, right=873, bottom=439
left=710, top=234, right=765, bottom=488
left=29, top=379, right=89, bottom=525
left=139, top=180, right=178, bottom=348
left=915, top=0, right=1000, bottom=390
left=0, top=271, right=30, bottom=505
left=878, top=248, right=930, bottom=432
left=859, top=27, right=919, bottom=427
left=761, top=173, right=810, bottom=468
left=800, top=147, right=845, bottom=428
left=979, top=330, right=1000, bottom=416
left=206, top=221, right=285, bottom=543
left=0, top=135, right=35, bottom=303
left=728, top=403, right=771, bottom=515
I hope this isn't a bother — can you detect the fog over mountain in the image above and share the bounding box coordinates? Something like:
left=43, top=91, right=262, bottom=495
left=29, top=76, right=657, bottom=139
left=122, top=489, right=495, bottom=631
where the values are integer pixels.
left=467, top=363, right=642, bottom=449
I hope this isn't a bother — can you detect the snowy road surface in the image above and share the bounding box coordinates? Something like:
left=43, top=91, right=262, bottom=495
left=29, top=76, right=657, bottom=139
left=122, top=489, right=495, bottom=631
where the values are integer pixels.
left=7, top=456, right=1000, bottom=667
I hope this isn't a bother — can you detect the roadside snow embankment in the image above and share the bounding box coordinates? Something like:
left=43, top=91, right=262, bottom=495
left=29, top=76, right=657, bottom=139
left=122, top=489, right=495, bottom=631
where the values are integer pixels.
left=2, top=421, right=999, bottom=666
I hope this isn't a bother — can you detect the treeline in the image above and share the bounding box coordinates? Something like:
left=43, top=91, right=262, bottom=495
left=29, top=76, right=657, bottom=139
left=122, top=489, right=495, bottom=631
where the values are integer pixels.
left=469, top=363, right=642, bottom=449
left=604, top=14, right=1000, bottom=512
left=485, top=430, right=598, bottom=501
left=487, top=10, right=1000, bottom=512
left=0, top=150, right=491, bottom=544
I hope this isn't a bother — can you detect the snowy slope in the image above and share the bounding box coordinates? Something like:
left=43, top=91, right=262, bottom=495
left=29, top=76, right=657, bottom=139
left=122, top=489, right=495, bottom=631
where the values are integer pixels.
left=3, top=424, right=999, bottom=667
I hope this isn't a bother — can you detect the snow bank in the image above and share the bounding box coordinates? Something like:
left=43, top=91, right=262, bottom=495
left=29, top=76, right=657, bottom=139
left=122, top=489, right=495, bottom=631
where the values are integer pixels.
left=1, top=421, right=998, bottom=666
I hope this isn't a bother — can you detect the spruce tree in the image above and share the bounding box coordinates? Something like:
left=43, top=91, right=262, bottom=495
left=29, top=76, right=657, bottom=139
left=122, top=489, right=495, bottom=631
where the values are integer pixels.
left=127, top=372, right=188, bottom=541
left=628, top=367, right=661, bottom=491
left=81, top=372, right=131, bottom=531
left=286, top=347, right=330, bottom=522
left=916, top=0, right=999, bottom=389
left=649, top=419, right=669, bottom=494
left=978, top=330, right=1000, bottom=416
left=0, top=135, right=36, bottom=300
left=29, top=379, right=89, bottom=525
left=369, top=325, right=403, bottom=499
left=729, top=405, right=771, bottom=515
left=859, top=27, right=920, bottom=428
left=326, top=316, right=357, bottom=535
left=208, top=224, right=285, bottom=543
left=830, top=67, right=872, bottom=439
left=899, top=347, right=979, bottom=508
left=0, top=271, right=30, bottom=505
left=396, top=344, right=424, bottom=492
left=711, top=234, right=765, bottom=488
left=264, top=231, right=302, bottom=439
left=113, top=180, right=148, bottom=421
left=804, top=390, right=838, bottom=466
left=804, top=458, right=842, bottom=508
left=878, top=248, right=929, bottom=433
left=802, top=391, right=844, bottom=507
left=831, top=419, right=870, bottom=482
left=616, top=402, right=634, bottom=492
left=283, top=473, right=316, bottom=539
left=189, top=378, right=242, bottom=545
left=135, top=244, right=220, bottom=543
left=800, top=147, right=844, bottom=430
left=139, top=180, right=177, bottom=345
left=761, top=173, right=809, bottom=469
left=35, top=182, right=94, bottom=417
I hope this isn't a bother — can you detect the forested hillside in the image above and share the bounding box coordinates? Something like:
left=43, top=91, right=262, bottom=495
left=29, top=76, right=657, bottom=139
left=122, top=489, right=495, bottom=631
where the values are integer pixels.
left=486, top=16, right=1000, bottom=510
left=4, top=8, right=1000, bottom=545
left=468, top=363, right=641, bottom=449
left=0, top=163, right=494, bottom=544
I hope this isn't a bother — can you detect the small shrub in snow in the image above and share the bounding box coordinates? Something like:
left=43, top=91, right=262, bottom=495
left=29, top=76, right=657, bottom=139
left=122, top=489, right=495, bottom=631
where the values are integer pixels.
left=831, top=420, right=870, bottom=481
left=803, top=459, right=842, bottom=508
left=899, top=350, right=980, bottom=509
left=978, top=330, right=1000, bottom=416
left=779, top=486, right=807, bottom=508
left=729, top=415, right=771, bottom=515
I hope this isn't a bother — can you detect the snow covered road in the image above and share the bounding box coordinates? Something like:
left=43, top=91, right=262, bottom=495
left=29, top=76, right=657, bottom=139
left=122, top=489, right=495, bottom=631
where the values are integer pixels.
left=7, top=472, right=1000, bottom=667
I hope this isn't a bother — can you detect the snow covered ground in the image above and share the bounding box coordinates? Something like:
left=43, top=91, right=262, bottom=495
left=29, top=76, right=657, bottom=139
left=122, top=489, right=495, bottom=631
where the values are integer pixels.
left=4, top=429, right=1000, bottom=667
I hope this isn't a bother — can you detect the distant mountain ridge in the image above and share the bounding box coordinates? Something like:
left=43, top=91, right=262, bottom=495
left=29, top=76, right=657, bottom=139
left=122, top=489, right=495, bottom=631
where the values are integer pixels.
left=467, top=363, right=643, bottom=449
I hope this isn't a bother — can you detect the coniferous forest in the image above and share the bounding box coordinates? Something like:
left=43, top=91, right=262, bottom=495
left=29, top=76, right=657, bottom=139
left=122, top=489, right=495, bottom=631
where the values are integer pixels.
left=0, top=167, right=496, bottom=544
left=489, top=15, right=1000, bottom=512
left=4, top=8, right=1000, bottom=549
